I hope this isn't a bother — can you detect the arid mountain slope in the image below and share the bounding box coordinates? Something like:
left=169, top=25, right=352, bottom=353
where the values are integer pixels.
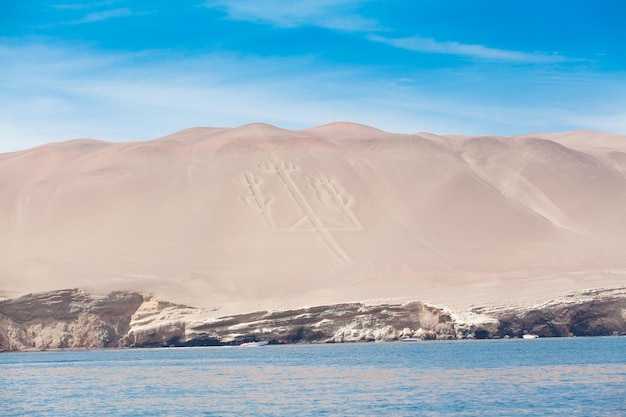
left=1, top=123, right=625, bottom=312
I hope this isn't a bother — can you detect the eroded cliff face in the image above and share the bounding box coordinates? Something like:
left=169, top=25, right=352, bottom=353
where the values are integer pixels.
left=477, top=287, right=626, bottom=338
left=0, top=289, right=143, bottom=350
left=144, top=302, right=458, bottom=347
left=0, top=290, right=462, bottom=350
left=121, top=299, right=462, bottom=347
left=1, top=287, right=625, bottom=351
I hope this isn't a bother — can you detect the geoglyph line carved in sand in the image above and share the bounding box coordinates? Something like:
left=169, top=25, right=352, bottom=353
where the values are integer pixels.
left=309, top=172, right=362, bottom=231
left=240, top=157, right=361, bottom=261
left=239, top=172, right=276, bottom=230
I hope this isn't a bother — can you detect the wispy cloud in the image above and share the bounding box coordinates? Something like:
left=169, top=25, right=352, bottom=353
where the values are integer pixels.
left=206, top=0, right=379, bottom=32
left=67, top=8, right=139, bottom=24
left=368, top=34, right=567, bottom=63
left=0, top=43, right=388, bottom=150
left=0, top=40, right=619, bottom=153
left=206, top=0, right=567, bottom=64
left=52, top=1, right=122, bottom=11
left=39, top=4, right=145, bottom=27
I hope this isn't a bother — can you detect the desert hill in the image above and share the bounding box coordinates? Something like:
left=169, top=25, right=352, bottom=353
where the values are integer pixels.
left=1, top=123, right=625, bottom=314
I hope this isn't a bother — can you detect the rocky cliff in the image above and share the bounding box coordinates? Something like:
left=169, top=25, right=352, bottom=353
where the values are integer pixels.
left=129, top=301, right=458, bottom=347
left=1, top=287, right=625, bottom=351
left=0, top=289, right=142, bottom=350
left=476, top=287, right=626, bottom=338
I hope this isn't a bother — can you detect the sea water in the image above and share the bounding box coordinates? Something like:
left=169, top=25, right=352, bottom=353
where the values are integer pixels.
left=1, top=337, right=625, bottom=416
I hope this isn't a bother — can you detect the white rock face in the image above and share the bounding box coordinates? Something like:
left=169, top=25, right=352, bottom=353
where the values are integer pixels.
left=126, top=295, right=212, bottom=347
left=1, top=287, right=626, bottom=351
left=0, top=289, right=143, bottom=350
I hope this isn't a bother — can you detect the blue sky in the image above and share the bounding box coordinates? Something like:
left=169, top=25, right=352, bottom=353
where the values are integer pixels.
left=1, top=0, right=625, bottom=152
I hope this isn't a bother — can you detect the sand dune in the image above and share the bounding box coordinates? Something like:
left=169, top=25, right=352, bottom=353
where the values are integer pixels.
left=1, top=123, right=625, bottom=314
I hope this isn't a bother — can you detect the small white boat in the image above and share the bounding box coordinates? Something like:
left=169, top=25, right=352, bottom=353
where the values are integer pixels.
left=401, top=337, right=421, bottom=342
left=522, top=334, right=539, bottom=339
left=239, top=341, right=269, bottom=347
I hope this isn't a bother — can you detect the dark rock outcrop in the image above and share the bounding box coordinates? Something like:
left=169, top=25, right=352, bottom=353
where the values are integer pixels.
left=477, top=288, right=626, bottom=338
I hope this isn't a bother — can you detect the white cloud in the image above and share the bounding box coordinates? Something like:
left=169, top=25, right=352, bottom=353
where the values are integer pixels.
left=35, top=6, right=148, bottom=27
left=205, top=1, right=567, bottom=64
left=52, top=1, right=122, bottom=11
left=206, top=0, right=379, bottom=32
left=368, top=34, right=567, bottom=63
left=75, top=8, right=133, bottom=23
left=0, top=42, right=623, bottom=153
left=66, top=7, right=149, bottom=25
left=0, top=44, right=388, bottom=150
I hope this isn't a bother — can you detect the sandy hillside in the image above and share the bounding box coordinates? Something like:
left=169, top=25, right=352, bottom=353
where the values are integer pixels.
left=1, top=123, right=625, bottom=314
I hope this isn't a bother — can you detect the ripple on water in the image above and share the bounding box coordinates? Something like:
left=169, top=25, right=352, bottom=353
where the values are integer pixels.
left=2, top=338, right=625, bottom=416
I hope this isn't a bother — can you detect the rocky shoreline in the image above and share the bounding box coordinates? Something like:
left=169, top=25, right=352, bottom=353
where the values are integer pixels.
left=1, top=287, right=625, bottom=351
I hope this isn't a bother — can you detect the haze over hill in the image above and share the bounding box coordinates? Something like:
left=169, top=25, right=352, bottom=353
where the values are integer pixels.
left=1, top=123, right=625, bottom=314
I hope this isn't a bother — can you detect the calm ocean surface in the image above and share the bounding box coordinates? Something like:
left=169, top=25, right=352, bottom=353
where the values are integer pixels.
left=2, top=337, right=625, bottom=416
